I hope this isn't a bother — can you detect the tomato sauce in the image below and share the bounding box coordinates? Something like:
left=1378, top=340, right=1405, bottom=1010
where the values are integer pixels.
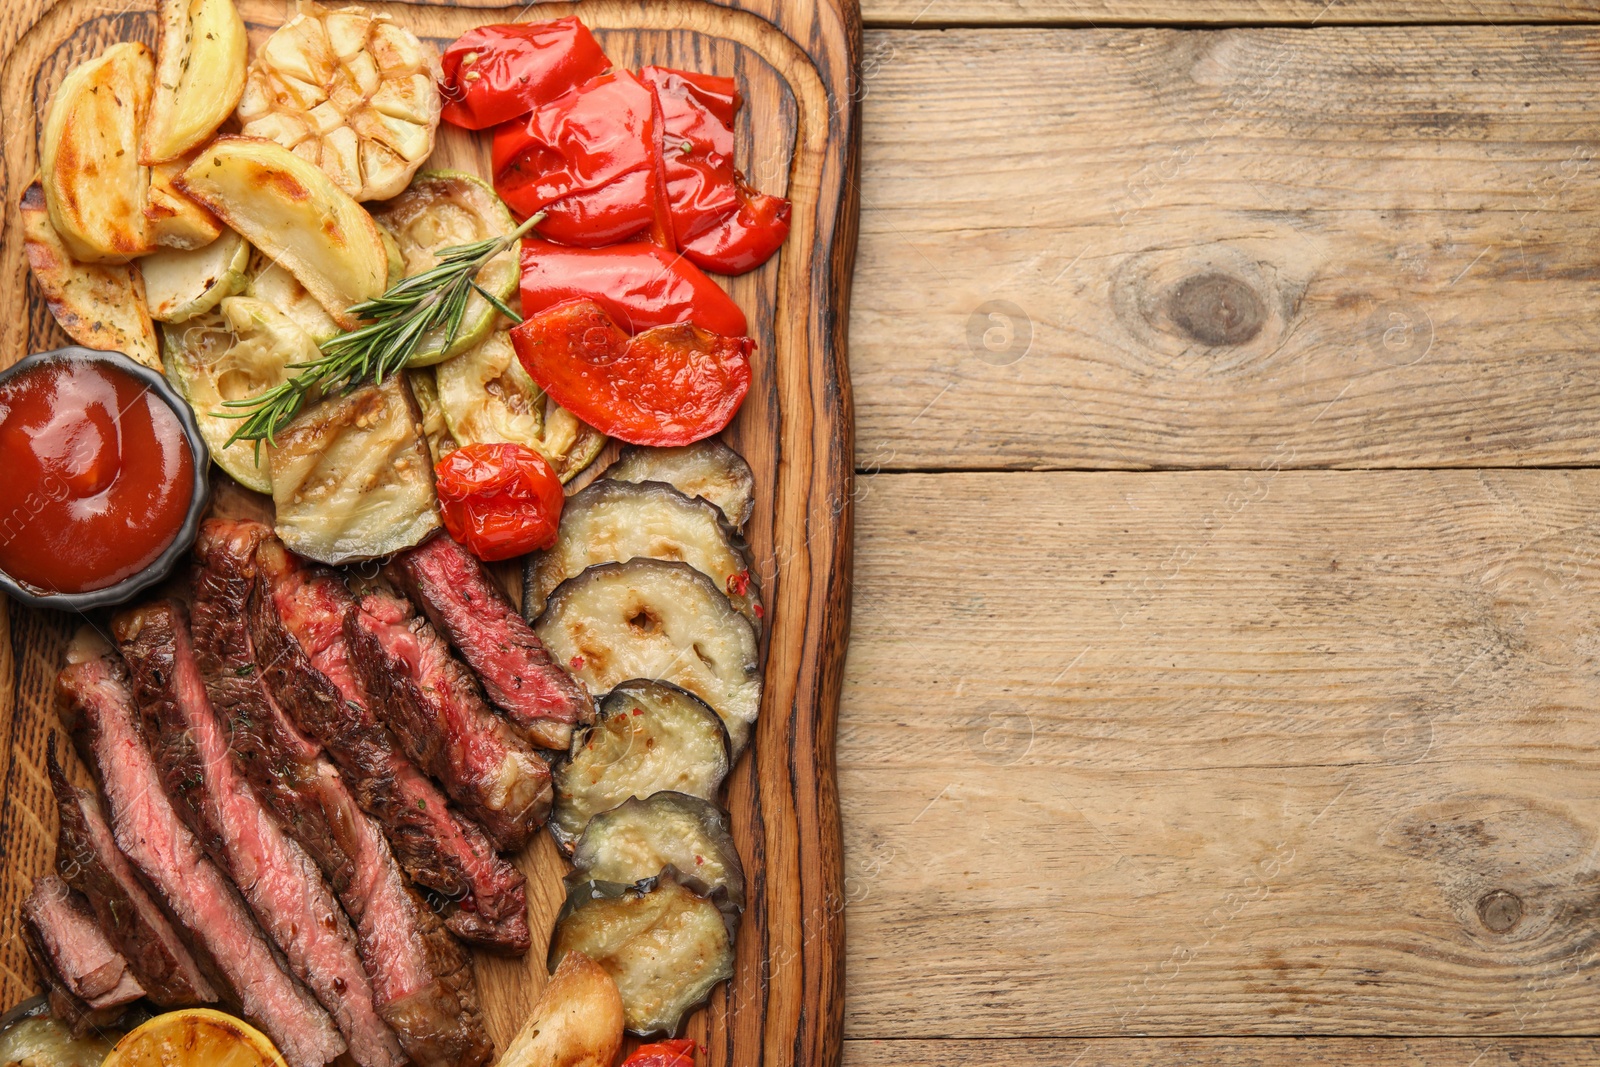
left=0, top=356, right=194, bottom=595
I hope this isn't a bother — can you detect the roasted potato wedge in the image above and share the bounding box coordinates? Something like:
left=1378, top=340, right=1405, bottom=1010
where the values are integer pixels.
left=244, top=252, right=342, bottom=345
left=145, top=155, right=224, bottom=249
left=143, top=0, right=249, bottom=164
left=177, top=136, right=390, bottom=328
left=40, top=42, right=155, bottom=263
left=498, top=951, right=623, bottom=1067
left=20, top=181, right=160, bottom=369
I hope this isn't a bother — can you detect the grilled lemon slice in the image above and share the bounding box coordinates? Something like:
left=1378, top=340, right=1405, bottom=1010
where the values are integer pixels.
left=103, top=1009, right=288, bottom=1067
left=237, top=0, right=442, bottom=202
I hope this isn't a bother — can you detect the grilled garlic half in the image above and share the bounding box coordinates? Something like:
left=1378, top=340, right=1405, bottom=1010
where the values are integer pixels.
left=237, top=0, right=442, bottom=202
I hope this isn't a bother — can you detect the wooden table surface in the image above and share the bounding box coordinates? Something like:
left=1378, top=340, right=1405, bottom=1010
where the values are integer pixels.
left=9, top=0, right=1600, bottom=1064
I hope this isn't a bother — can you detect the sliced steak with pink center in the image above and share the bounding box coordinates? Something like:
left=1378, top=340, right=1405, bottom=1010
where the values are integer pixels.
left=392, top=536, right=592, bottom=750
left=59, top=641, right=344, bottom=1067
left=22, top=873, right=144, bottom=1029
left=252, top=536, right=530, bottom=954
left=114, top=602, right=389, bottom=1067
left=196, top=520, right=494, bottom=1067
left=47, top=734, right=215, bottom=1007
left=347, top=587, right=552, bottom=850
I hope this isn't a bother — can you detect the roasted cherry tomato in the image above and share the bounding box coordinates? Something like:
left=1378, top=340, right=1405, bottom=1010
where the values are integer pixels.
left=519, top=239, right=748, bottom=337
left=492, top=71, right=664, bottom=246
left=620, top=1039, right=697, bottom=1067
left=440, top=19, right=611, bottom=130
left=641, top=66, right=791, bottom=274
left=511, top=298, right=752, bottom=447
left=433, top=443, right=564, bottom=561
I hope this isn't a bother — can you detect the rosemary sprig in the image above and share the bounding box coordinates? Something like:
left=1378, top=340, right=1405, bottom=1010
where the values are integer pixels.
left=220, top=212, right=542, bottom=448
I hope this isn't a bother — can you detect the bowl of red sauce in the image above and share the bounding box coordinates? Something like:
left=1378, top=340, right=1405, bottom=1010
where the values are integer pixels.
left=0, top=347, right=209, bottom=609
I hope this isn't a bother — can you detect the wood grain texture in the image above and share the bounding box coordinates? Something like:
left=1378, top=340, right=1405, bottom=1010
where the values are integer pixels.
left=859, top=1, right=1600, bottom=26
left=840, top=470, right=1600, bottom=1036
left=0, top=3, right=859, bottom=1067
left=843, top=1039, right=1600, bottom=1065
left=851, top=25, right=1600, bottom=471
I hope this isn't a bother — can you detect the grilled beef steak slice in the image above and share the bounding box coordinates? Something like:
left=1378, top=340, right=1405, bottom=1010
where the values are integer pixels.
left=197, top=520, right=495, bottom=1067
left=252, top=536, right=531, bottom=953
left=347, top=587, right=552, bottom=850
left=192, top=521, right=344, bottom=880
left=393, top=536, right=592, bottom=750
left=113, top=602, right=395, bottom=1067
left=22, top=874, right=144, bottom=1029
left=59, top=639, right=345, bottom=1067
left=48, top=736, right=215, bottom=1007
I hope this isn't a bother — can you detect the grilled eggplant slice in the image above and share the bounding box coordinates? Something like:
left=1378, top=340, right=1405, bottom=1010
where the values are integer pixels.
left=163, top=297, right=319, bottom=492
left=525, top=480, right=759, bottom=626
left=606, top=442, right=756, bottom=528
left=41, top=42, right=156, bottom=263
left=549, top=872, right=735, bottom=1037
left=20, top=182, right=160, bottom=370
left=269, top=375, right=441, bottom=563
left=570, top=792, right=744, bottom=909
left=177, top=137, right=390, bottom=328
left=141, top=229, right=249, bottom=323
left=370, top=172, right=517, bottom=365
left=550, top=681, right=731, bottom=852
left=245, top=253, right=342, bottom=345
left=434, top=331, right=605, bottom=481
left=142, top=0, right=248, bottom=164
left=533, top=560, right=762, bottom=755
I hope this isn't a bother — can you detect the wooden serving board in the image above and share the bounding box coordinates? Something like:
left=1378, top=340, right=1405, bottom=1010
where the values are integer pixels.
left=0, top=1, right=860, bottom=1065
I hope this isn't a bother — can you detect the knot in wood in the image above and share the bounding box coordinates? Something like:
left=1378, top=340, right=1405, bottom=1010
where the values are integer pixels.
left=1476, top=889, right=1523, bottom=934
left=1166, top=272, right=1266, bottom=347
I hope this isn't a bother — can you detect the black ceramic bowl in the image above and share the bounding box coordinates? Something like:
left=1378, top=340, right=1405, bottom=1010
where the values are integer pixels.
left=0, top=347, right=211, bottom=611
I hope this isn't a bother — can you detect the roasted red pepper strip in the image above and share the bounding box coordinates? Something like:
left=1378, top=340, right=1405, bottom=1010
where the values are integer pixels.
left=492, top=70, right=663, bottom=246
left=620, top=1040, right=697, bottom=1067
left=511, top=298, right=752, bottom=447
left=641, top=65, right=791, bottom=274
left=434, top=443, right=565, bottom=561
left=439, top=19, right=611, bottom=130
left=519, top=238, right=748, bottom=337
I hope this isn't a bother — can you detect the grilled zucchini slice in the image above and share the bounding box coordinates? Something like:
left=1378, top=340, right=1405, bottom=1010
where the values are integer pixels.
left=606, top=442, right=756, bottom=528
left=550, top=681, right=731, bottom=852
left=141, top=229, right=249, bottom=323
left=269, top=375, right=441, bottom=563
left=20, top=182, right=160, bottom=370
left=533, top=559, right=762, bottom=755
left=550, top=872, right=735, bottom=1037
left=525, top=480, right=759, bottom=626
left=162, top=296, right=318, bottom=492
left=434, top=331, right=605, bottom=481
left=369, top=172, right=518, bottom=365
left=570, top=792, right=744, bottom=908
